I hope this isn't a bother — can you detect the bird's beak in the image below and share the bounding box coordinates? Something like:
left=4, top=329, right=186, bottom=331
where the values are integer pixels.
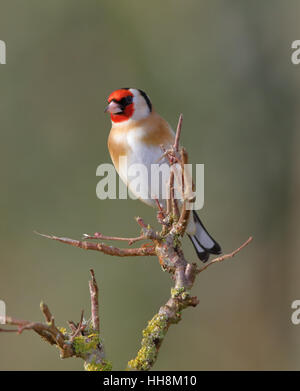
left=104, top=101, right=122, bottom=114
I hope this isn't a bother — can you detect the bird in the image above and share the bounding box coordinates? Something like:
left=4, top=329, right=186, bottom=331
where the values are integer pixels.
left=105, top=87, right=221, bottom=262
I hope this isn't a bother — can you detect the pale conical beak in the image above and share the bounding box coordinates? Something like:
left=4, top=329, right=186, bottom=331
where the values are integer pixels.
left=104, top=101, right=122, bottom=114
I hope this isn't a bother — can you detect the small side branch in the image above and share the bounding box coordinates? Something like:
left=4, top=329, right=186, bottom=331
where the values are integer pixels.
left=174, top=113, right=183, bottom=152
left=89, top=269, right=100, bottom=333
left=197, top=236, right=253, bottom=274
left=82, top=232, right=146, bottom=246
left=35, top=232, right=156, bottom=257
left=0, top=271, right=112, bottom=371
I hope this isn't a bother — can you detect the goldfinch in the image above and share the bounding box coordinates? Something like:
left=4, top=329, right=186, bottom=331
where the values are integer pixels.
left=105, top=88, right=221, bottom=262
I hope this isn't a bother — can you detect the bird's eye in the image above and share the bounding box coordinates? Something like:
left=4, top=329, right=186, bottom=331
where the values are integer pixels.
left=119, top=95, right=133, bottom=107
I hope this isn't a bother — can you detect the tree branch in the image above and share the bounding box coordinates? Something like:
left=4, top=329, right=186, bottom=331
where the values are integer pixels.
left=196, top=236, right=253, bottom=274
left=89, top=269, right=100, bottom=333
left=2, top=113, right=252, bottom=371
left=82, top=232, right=146, bottom=245
left=174, top=113, right=183, bottom=152
left=0, top=270, right=112, bottom=370
left=35, top=232, right=156, bottom=257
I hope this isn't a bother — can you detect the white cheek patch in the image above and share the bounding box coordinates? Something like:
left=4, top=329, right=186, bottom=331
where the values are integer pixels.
left=130, top=89, right=150, bottom=121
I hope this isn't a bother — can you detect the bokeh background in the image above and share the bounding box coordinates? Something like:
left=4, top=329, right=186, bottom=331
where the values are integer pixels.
left=1, top=0, right=300, bottom=371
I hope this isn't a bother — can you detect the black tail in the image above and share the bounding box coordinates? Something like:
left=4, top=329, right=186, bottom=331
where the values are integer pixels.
left=188, top=211, right=221, bottom=263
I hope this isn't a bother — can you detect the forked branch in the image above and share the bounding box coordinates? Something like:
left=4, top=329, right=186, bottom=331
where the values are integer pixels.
left=0, top=270, right=112, bottom=371
left=2, top=113, right=252, bottom=371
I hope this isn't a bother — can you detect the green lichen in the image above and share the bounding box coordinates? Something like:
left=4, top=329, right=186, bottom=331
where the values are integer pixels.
left=84, top=359, right=112, bottom=371
left=173, top=234, right=182, bottom=249
left=59, top=327, right=67, bottom=335
left=171, top=286, right=190, bottom=299
left=169, top=213, right=178, bottom=223
left=171, top=286, right=183, bottom=298
left=181, top=290, right=190, bottom=300
left=127, top=313, right=168, bottom=371
left=85, top=322, right=97, bottom=335
left=73, top=333, right=101, bottom=356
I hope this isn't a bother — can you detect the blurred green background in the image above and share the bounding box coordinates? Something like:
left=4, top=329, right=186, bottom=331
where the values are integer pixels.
left=1, top=0, right=300, bottom=370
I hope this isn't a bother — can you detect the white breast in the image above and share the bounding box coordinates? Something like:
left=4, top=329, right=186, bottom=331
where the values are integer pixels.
left=111, top=125, right=196, bottom=235
left=117, top=127, right=170, bottom=207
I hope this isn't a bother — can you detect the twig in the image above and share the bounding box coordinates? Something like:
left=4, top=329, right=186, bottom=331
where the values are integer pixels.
left=70, top=310, right=85, bottom=341
left=166, top=180, right=171, bottom=216
left=89, top=269, right=100, bottom=333
left=197, top=237, right=253, bottom=274
left=82, top=232, right=146, bottom=245
left=1, top=271, right=112, bottom=370
left=174, top=113, right=183, bottom=152
left=175, top=149, right=191, bottom=236
left=41, top=302, right=52, bottom=323
left=3, top=312, right=72, bottom=356
left=169, top=170, right=180, bottom=218
left=157, top=113, right=183, bottom=164
left=35, top=232, right=156, bottom=257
